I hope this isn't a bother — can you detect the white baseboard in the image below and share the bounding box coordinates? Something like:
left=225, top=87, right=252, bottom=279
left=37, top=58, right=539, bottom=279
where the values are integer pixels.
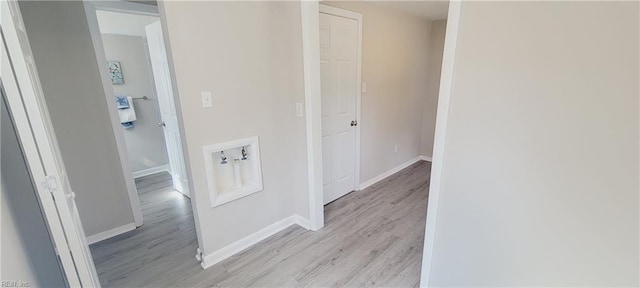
left=293, top=214, right=312, bottom=230
left=87, top=223, right=136, bottom=245
left=133, top=165, right=169, bottom=178
left=358, top=155, right=431, bottom=191
left=419, top=155, right=433, bottom=162
left=201, top=214, right=309, bottom=269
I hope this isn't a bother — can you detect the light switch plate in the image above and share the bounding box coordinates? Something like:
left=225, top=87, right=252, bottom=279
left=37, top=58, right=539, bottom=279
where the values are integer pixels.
left=362, top=82, right=367, bottom=93
left=296, top=103, right=304, bottom=117
left=201, top=91, right=212, bottom=108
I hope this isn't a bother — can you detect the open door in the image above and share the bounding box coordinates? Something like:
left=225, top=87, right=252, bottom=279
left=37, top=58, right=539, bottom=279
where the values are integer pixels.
left=1, top=1, right=100, bottom=286
left=145, top=20, right=190, bottom=197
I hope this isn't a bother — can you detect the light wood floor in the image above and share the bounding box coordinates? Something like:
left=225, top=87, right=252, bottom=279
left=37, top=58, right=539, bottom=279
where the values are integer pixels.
left=90, top=172, right=198, bottom=286
left=91, top=161, right=430, bottom=287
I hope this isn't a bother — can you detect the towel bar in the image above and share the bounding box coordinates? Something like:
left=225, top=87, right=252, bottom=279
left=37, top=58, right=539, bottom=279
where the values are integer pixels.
left=132, top=96, right=148, bottom=100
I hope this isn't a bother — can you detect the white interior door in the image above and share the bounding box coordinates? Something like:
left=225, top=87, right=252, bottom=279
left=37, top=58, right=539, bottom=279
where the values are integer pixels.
left=2, top=1, right=100, bottom=286
left=145, top=21, right=189, bottom=197
left=320, top=12, right=358, bottom=205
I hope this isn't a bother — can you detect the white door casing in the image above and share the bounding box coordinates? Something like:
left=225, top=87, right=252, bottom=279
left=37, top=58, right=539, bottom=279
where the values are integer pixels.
left=320, top=12, right=359, bottom=205
left=84, top=2, right=144, bottom=227
left=1, top=0, right=100, bottom=286
left=145, top=21, right=189, bottom=197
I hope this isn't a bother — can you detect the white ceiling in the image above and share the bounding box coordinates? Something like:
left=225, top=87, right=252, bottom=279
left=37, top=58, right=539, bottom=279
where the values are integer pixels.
left=96, top=10, right=159, bottom=37
left=371, top=1, right=449, bottom=21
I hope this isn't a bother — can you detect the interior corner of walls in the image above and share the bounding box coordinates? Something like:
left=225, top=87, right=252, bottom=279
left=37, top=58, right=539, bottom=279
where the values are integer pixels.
left=419, top=155, right=433, bottom=162
left=359, top=156, right=423, bottom=191
left=293, top=214, right=312, bottom=230
left=132, top=164, right=170, bottom=178
left=86, top=222, right=136, bottom=245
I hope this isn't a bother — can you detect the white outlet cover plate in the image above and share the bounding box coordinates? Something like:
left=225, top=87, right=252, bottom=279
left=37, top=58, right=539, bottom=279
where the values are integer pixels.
left=296, top=103, right=304, bottom=117
left=201, top=91, right=213, bottom=108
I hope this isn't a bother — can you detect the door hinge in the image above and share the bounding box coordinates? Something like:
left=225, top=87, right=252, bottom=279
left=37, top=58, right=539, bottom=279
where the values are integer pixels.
left=42, top=175, right=59, bottom=193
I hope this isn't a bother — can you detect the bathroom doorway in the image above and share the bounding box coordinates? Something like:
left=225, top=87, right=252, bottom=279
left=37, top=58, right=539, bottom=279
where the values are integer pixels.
left=86, top=2, right=192, bottom=233
left=83, top=1, right=200, bottom=285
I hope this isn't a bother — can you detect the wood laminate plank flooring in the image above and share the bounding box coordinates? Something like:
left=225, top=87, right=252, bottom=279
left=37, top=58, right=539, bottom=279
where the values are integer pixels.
left=90, top=161, right=430, bottom=287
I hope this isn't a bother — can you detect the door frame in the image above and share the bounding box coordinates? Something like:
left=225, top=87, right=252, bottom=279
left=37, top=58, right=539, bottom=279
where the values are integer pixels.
left=82, top=0, right=160, bottom=227
left=419, top=2, right=461, bottom=285
left=2, top=0, right=101, bottom=285
left=301, top=1, right=462, bottom=286
left=143, top=19, right=190, bottom=198
left=83, top=0, right=203, bottom=257
left=83, top=0, right=193, bottom=226
left=300, top=3, right=363, bottom=231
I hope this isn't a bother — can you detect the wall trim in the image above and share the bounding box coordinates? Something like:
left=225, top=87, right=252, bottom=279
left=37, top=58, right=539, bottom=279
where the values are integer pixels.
left=419, top=155, right=433, bottom=162
left=300, top=1, right=325, bottom=231
left=86, top=223, right=136, bottom=245
left=83, top=2, right=144, bottom=227
left=358, top=156, right=427, bottom=191
left=201, top=214, right=308, bottom=269
left=133, top=164, right=169, bottom=178
left=300, top=2, right=365, bottom=231
left=91, top=1, right=159, bottom=16
left=3, top=1, right=101, bottom=284
left=293, top=214, right=312, bottom=230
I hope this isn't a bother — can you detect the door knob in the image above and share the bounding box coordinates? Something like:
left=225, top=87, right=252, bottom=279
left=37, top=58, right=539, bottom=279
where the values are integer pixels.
left=350, top=120, right=358, bottom=126
left=158, top=121, right=166, bottom=128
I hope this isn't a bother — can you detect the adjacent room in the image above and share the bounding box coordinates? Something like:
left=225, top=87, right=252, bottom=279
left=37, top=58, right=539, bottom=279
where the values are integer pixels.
left=97, top=10, right=171, bottom=182
left=90, top=8, right=196, bottom=285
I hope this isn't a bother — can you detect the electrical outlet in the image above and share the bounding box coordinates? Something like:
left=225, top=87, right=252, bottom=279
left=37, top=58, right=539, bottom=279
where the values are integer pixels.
left=201, top=91, right=212, bottom=108
left=296, top=103, right=304, bottom=117
left=394, top=145, right=398, bottom=152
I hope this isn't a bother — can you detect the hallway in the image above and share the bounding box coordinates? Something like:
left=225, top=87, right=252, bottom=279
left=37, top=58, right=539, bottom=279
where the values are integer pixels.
left=90, top=161, right=430, bottom=287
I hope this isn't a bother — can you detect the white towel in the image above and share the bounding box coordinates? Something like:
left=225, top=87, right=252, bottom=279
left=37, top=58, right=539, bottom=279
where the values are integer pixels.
left=118, top=96, right=137, bottom=123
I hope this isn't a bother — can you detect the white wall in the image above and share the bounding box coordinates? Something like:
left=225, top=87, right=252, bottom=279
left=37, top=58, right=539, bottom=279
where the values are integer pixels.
left=160, top=0, right=445, bottom=256
left=101, top=33, right=169, bottom=173
left=159, top=0, right=449, bottom=257
left=19, top=1, right=135, bottom=237
left=0, top=189, right=38, bottom=286
left=160, top=1, right=309, bottom=254
left=322, top=1, right=435, bottom=182
left=421, top=20, right=446, bottom=157
left=427, top=1, right=639, bottom=286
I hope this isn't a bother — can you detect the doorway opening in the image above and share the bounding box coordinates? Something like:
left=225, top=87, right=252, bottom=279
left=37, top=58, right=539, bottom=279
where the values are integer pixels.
left=301, top=2, right=451, bottom=285
left=5, top=0, right=202, bottom=285
left=87, top=3, right=191, bottom=232
left=82, top=2, right=200, bottom=285
left=302, top=1, right=450, bottom=243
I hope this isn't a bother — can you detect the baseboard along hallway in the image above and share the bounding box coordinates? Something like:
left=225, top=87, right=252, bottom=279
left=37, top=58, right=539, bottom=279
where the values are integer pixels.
left=89, top=161, right=430, bottom=287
